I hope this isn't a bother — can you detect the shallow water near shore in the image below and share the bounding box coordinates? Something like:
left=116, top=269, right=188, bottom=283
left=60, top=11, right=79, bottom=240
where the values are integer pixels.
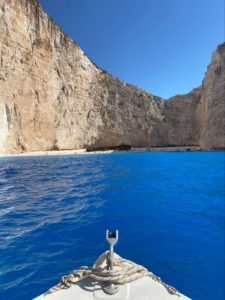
left=0, top=152, right=224, bottom=300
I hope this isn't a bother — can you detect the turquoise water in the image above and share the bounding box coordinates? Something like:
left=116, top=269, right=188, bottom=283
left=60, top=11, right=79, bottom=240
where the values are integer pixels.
left=0, top=152, right=224, bottom=300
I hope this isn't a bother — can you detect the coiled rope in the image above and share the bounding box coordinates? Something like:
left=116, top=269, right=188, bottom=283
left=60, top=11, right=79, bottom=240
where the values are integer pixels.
left=45, top=251, right=180, bottom=297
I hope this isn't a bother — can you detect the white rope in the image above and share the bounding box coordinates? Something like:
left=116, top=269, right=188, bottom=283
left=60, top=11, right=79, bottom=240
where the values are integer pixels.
left=45, top=251, right=181, bottom=297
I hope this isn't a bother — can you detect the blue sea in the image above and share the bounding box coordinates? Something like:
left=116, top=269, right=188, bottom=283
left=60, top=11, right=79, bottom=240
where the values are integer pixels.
left=0, top=152, right=224, bottom=300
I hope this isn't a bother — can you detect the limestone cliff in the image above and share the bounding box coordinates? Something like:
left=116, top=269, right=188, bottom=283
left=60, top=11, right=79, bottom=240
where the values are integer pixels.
left=0, top=0, right=224, bottom=154
left=160, top=87, right=202, bottom=147
left=199, top=43, right=225, bottom=149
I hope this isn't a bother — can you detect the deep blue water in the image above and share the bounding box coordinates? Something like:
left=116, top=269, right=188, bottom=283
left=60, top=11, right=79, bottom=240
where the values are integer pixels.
left=0, top=152, right=224, bottom=300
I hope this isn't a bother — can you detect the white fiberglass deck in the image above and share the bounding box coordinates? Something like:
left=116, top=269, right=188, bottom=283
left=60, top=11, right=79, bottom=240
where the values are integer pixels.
left=35, top=250, right=191, bottom=300
left=35, top=275, right=190, bottom=300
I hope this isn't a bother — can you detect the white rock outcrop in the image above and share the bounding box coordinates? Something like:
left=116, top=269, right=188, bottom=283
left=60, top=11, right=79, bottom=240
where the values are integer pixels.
left=0, top=0, right=224, bottom=154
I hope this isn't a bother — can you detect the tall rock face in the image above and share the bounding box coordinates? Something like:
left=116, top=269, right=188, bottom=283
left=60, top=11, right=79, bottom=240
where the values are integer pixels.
left=0, top=0, right=224, bottom=154
left=160, top=87, right=202, bottom=147
left=199, top=43, right=225, bottom=149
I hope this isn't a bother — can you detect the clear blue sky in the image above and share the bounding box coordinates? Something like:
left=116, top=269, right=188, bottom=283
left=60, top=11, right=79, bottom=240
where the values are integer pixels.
left=39, top=0, right=224, bottom=99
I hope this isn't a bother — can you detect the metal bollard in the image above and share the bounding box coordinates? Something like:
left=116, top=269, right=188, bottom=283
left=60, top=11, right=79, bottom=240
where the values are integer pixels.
left=102, top=230, right=120, bottom=295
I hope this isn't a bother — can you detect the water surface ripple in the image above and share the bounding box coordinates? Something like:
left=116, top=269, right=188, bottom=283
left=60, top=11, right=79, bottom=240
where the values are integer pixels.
left=0, top=152, right=224, bottom=300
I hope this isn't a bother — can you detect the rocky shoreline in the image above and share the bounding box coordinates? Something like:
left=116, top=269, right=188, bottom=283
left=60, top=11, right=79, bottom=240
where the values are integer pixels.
left=1, top=146, right=223, bottom=158
left=0, top=0, right=224, bottom=155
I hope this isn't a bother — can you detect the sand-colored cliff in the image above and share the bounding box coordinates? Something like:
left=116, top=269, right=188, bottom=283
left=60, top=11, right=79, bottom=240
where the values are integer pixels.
left=198, top=43, right=225, bottom=149
left=0, top=0, right=224, bottom=154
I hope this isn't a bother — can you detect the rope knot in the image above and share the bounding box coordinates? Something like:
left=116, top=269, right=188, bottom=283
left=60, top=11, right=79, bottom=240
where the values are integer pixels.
left=44, top=252, right=181, bottom=297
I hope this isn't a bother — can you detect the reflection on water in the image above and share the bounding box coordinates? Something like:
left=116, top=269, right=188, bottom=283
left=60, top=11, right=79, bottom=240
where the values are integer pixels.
left=0, top=156, right=110, bottom=248
left=0, top=152, right=224, bottom=300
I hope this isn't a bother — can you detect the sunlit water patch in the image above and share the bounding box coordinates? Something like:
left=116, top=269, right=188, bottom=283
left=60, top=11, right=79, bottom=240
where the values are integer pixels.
left=0, top=152, right=224, bottom=300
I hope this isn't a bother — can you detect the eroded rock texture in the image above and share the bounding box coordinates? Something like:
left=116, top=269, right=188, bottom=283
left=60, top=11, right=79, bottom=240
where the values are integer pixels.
left=0, top=0, right=224, bottom=154
left=199, top=44, right=225, bottom=149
